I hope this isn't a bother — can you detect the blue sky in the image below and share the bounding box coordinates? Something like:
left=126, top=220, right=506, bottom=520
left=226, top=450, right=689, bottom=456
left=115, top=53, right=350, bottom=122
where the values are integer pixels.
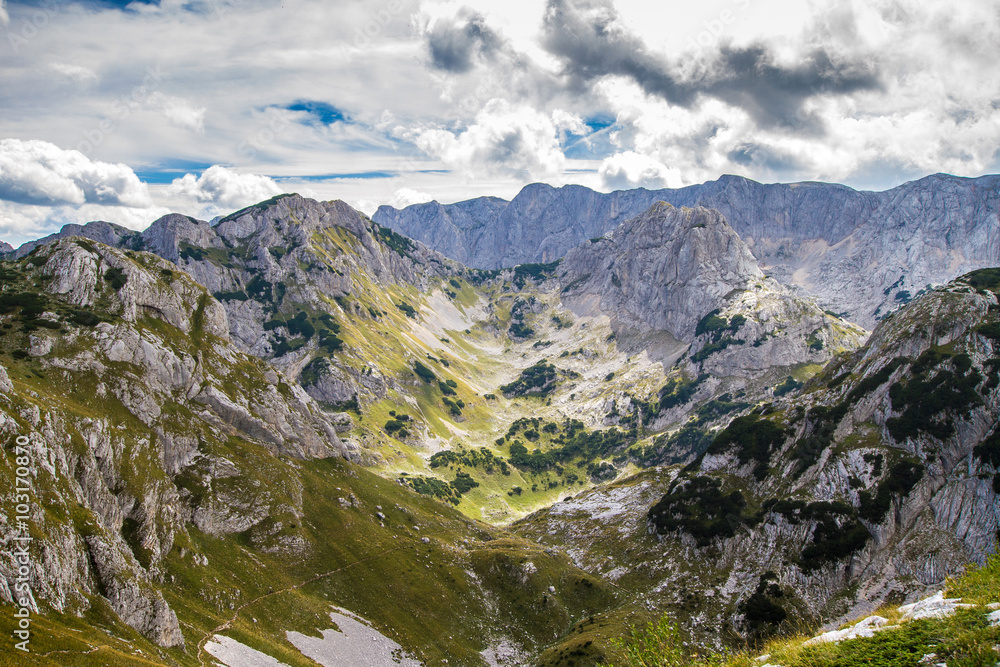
left=0, top=0, right=999, bottom=245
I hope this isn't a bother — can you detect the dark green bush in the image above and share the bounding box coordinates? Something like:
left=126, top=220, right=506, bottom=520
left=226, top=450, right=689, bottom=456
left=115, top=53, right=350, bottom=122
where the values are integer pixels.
left=858, top=461, right=924, bottom=522
left=886, top=350, right=982, bottom=442
left=414, top=361, right=437, bottom=383
left=512, top=260, right=560, bottom=289
left=648, top=476, right=748, bottom=546
left=707, top=414, right=786, bottom=480
left=508, top=321, right=535, bottom=339
left=774, top=376, right=803, bottom=397
left=318, top=330, right=343, bottom=353
left=695, top=309, right=728, bottom=337
left=103, top=267, right=127, bottom=291
left=384, top=419, right=409, bottom=437
left=68, top=310, right=101, bottom=327
left=450, top=471, right=479, bottom=494
left=375, top=225, right=414, bottom=256
left=500, top=361, right=558, bottom=397
left=740, top=571, right=787, bottom=643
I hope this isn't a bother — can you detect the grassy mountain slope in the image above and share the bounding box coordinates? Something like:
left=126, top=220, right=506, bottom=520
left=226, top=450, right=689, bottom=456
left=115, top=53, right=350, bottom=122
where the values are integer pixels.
left=0, top=241, right=616, bottom=665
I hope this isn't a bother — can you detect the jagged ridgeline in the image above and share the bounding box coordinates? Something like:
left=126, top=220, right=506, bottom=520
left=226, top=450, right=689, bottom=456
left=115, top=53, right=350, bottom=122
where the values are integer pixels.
left=2, top=185, right=1000, bottom=666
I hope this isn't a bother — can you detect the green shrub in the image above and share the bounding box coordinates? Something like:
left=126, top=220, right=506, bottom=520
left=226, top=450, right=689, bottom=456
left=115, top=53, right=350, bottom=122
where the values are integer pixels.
left=450, top=471, right=479, bottom=494
left=695, top=309, right=729, bottom=337
left=396, top=301, right=417, bottom=318
left=774, top=376, right=803, bottom=397
left=318, top=330, right=343, bottom=353
left=512, top=260, right=560, bottom=289
left=0, top=292, right=46, bottom=319
left=442, top=397, right=462, bottom=416
left=213, top=290, right=250, bottom=301
left=599, top=614, right=693, bottom=667
left=800, top=514, right=870, bottom=572
left=414, top=361, right=436, bottom=383
left=384, top=419, right=409, bottom=437
left=858, top=461, right=924, bottom=522
left=509, top=321, right=535, bottom=339
left=740, top=571, right=787, bottom=643
left=886, top=350, right=982, bottom=442
left=654, top=374, right=708, bottom=414
left=707, top=415, right=786, bottom=480
left=375, top=225, right=414, bottom=256
left=500, top=361, right=558, bottom=397
left=103, top=267, right=127, bottom=291
left=648, top=476, right=748, bottom=546
left=68, top=309, right=101, bottom=327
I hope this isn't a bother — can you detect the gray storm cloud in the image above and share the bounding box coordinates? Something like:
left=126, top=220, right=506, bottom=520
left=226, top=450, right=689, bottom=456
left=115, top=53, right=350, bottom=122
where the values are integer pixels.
left=539, top=0, right=881, bottom=129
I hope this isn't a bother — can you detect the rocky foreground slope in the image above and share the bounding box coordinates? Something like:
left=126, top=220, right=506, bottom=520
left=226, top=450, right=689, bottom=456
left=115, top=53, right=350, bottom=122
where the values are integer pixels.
left=376, top=173, right=1000, bottom=327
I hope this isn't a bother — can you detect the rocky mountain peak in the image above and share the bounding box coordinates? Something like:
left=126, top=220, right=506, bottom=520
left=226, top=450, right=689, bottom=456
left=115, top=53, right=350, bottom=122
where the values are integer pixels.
left=559, top=203, right=762, bottom=342
left=140, top=213, right=218, bottom=263
left=12, top=219, right=140, bottom=258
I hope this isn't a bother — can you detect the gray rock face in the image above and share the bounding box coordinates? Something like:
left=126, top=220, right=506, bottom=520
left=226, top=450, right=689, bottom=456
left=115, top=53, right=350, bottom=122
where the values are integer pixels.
left=557, top=203, right=866, bottom=375
left=559, top=203, right=762, bottom=342
left=140, top=213, right=220, bottom=263
left=376, top=174, right=1000, bottom=328
left=85, top=535, right=185, bottom=647
left=0, top=239, right=348, bottom=647
left=375, top=183, right=683, bottom=270
left=12, top=220, right=141, bottom=259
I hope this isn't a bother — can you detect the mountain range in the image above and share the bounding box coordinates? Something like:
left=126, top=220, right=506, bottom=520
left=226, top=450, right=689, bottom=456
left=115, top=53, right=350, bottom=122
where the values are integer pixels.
left=1, top=173, right=999, bottom=666
left=375, top=173, right=1000, bottom=328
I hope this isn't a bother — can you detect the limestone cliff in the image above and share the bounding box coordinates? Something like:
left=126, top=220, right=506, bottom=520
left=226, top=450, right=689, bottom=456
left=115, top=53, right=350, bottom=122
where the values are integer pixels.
left=0, top=239, right=346, bottom=647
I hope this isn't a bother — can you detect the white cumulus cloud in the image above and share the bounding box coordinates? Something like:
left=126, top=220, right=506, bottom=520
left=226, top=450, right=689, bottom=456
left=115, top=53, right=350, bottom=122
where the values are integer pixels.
left=0, top=0, right=8, bottom=28
left=389, top=187, right=435, bottom=208
left=0, top=138, right=151, bottom=208
left=599, top=151, right=682, bottom=190
left=404, top=99, right=571, bottom=180
left=166, top=165, right=282, bottom=211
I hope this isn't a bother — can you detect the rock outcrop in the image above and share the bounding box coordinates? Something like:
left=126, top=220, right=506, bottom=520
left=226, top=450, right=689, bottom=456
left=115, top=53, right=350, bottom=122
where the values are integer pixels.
left=558, top=202, right=866, bottom=376
left=559, top=203, right=763, bottom=341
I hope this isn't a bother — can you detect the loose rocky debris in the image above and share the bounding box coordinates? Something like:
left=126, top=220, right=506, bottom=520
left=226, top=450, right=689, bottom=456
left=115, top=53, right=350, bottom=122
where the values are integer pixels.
left=898, top=591, right=977, bottom=621
left=802, top=614, right=895, bottom=646
left=756, top=591, right=998, bottom=666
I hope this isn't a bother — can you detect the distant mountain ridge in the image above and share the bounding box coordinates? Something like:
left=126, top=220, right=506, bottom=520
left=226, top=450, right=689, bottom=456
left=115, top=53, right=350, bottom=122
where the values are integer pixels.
left=374, top=173, right=1000, bottom=327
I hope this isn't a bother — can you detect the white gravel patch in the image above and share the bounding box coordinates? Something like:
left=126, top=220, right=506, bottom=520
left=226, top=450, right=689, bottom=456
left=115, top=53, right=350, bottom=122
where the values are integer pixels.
left=545, top=482, right=650, bottom=522
left=286, top=607, right=423, bottom=666
left=205, top=635, right=290, bottom=666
